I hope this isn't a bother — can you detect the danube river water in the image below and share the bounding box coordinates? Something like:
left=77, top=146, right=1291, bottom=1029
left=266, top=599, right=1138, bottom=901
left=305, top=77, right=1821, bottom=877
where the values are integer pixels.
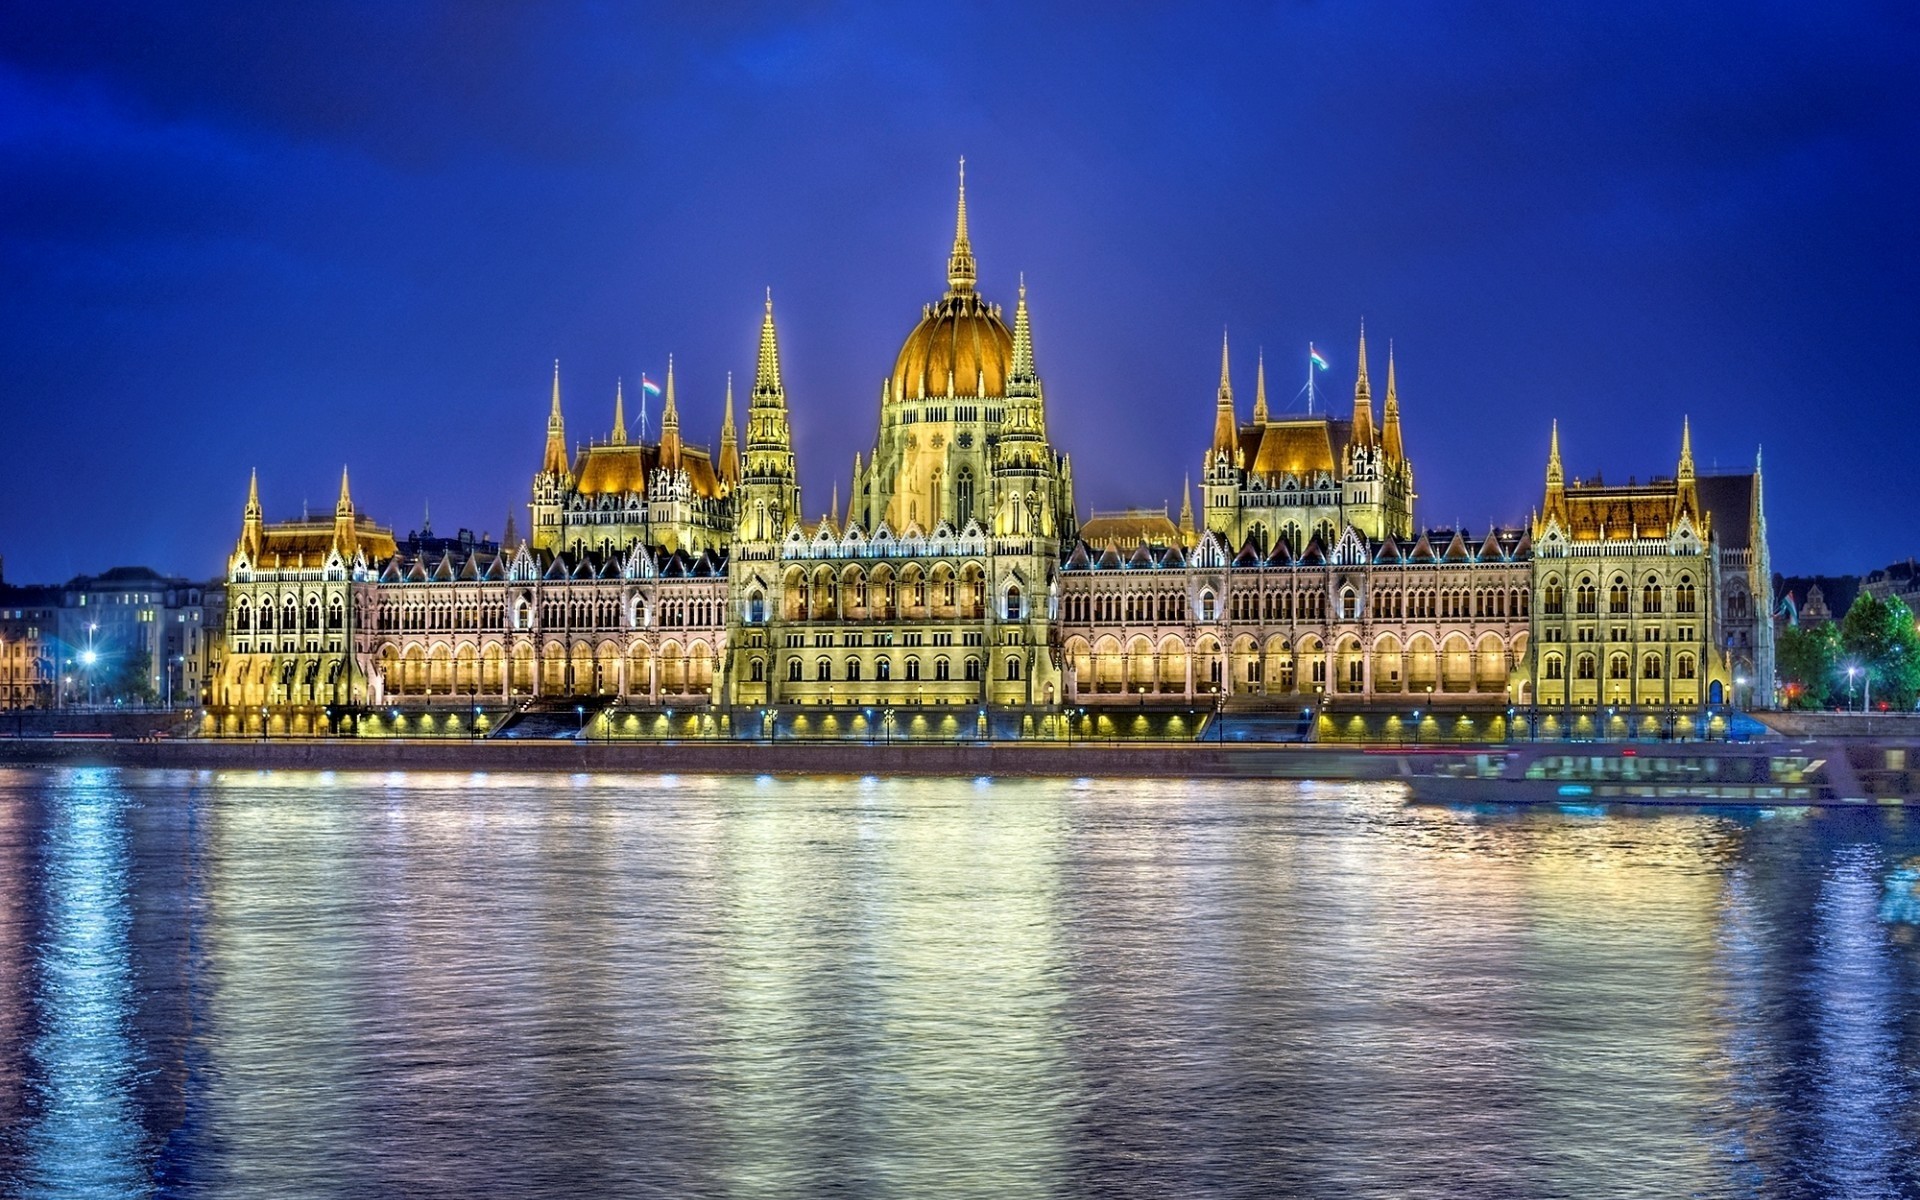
left=1, top=768, right=1918, bottom=1199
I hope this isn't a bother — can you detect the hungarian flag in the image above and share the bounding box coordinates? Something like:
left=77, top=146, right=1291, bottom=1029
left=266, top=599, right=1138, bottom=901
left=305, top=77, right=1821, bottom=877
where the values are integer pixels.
left=1309, top=345, right=1330, bottom=371
left=640, top=375, right=663, bottom=397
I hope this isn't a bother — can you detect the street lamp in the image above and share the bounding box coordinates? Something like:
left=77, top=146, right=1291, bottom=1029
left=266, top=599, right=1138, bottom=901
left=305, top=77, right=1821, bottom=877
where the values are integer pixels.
left=1846, top=664, right=1860, bottom=713
left=81, top=622, right=98, bottom=708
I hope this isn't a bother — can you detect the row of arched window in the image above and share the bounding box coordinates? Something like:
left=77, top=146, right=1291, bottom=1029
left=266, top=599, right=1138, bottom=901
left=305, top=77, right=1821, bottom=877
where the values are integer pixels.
left=1542, top=574, right=1697, bottom=617
left=231, top=593, right=344, bottom=635
left=1541, top=652, right=1698, bottom=682
left=775, top=654, right=1005, bottom=683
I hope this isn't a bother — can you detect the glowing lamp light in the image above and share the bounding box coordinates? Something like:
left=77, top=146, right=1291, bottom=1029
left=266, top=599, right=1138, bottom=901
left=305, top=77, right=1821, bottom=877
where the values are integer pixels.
left=79, top=650, right=97, bottom=666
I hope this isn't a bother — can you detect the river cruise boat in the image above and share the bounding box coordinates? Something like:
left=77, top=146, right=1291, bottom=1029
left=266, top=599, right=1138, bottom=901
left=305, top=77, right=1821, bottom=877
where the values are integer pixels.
left=1401, top=741, right=1920, bottom=808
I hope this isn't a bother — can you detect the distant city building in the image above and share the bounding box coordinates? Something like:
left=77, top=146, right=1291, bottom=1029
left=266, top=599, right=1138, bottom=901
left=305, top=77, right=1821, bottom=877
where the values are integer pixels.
left=202, top=167, right=1777, bottom=735
left=1859, top=559, right=1920, bottom=611
left=58, top=567, right=217, bottom=707
left=0, top=583, right=59, bottom=709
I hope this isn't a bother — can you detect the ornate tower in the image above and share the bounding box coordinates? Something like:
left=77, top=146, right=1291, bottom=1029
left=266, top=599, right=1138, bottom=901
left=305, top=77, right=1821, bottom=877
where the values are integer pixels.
left=738, top=291, right=800, bottom=546
left=532, top=361, right=570, bottom=552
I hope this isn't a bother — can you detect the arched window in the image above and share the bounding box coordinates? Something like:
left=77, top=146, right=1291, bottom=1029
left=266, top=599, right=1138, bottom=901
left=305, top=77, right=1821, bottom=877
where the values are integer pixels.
left=1200, top=589, right=1216, bottom=621
left=905, top=657, right=920, bottom=682
left=956, top=468, right=975, bottom=528
left=964, top=657, right=982, bottom=681
left=934, top=657, right=951, bottom=682
left=1608, top=654, right=1630, bottom=680
left=1676, top=654, right=1696, bottom=680
left=1006, top=656, right=1022, bottom=681
left=327, top=598, right=344, bottom=630
left=788, top=658, right=803, bottom=681
left=1005, top=585, right=1024, bottom=620
left=815, top=657, right=831, bottom=681
left=1543, top=577, right=1564, bottom=615
left=1608, top=577, right=1629, bottom=614
left=1642, top=575, right=1663, bottom=614
left=1340, top=588, right=1359, bottom=620
left=747, top=591, right=766, bottom=624
left=236, top=598, right=252, bottom=632
left=1576, top=654, right=1596, bottom=680
left=1545, top=654, right=1564, bottom=681
left=1676, top=577, right=1697, bottom=614
left=846, top=657, right=862, bottom=682
left=749, top=658, right=765, bottom=683
left=1643, top=653, right=1663, bottom=680
left=877, top=657, right=892, bottom=681
left=1576, top=578, right=1597, bottom=615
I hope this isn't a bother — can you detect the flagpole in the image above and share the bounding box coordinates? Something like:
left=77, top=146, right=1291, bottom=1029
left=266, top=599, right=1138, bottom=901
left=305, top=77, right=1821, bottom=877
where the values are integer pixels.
left=1306, top=344, right=1315, bottom=415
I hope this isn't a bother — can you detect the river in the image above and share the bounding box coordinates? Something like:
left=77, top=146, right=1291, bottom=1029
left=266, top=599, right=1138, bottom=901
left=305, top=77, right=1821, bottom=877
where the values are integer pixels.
left=1, top=767, right=1917, bottom=1198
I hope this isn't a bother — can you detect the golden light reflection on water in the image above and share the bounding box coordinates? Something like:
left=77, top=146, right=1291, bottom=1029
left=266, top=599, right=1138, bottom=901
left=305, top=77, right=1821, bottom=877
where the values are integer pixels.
left=1, top=768, right=1918, bottom=1197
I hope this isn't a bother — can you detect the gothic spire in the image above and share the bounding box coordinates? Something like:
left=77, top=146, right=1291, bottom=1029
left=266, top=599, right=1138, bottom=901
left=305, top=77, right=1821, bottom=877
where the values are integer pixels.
left=1253, top=348, right=1268, bottom=424
left=718, top=372, right=739, bottom=485
left=336, top=464, right=353, bottom=514
left=1010, top=273, right=1035, bottom=382
left=754, top=289, right=784, bottom=399
left=332, top=465, right=357, bottom=557
left=947, top=157, right=976, bottom=294
left=660, top=356, right=682, bottom=470
left=1212, top=328, right=1237, bottom=457
left=245, top=467, right=261, bottom=518
left=1178, top=474, right=1196, bottom=541
left=611, top=379, right=628, bottom=446
left=1678, top=415, right=1695, bottom=482
left=1350, top=321, right=1375, bottom=446
left=542, top=359, right=569, bottom=475
left=1382, top=341, right=1404, bottom=462
left=1546, top=419, right=1564, bottom=489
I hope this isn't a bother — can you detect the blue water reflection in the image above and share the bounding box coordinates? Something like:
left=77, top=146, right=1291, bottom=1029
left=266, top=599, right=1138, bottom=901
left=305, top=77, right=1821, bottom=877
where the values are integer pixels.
left=0, top=768, right=1917, bottom=1198
left=18, top=769, right=146, bottom=1197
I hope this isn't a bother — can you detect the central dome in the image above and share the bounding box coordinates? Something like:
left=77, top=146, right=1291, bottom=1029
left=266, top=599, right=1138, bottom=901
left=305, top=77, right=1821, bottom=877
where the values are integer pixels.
left=889, top=158, right=1013, bottom=402
left=892, top=293, right=1013, bottom=401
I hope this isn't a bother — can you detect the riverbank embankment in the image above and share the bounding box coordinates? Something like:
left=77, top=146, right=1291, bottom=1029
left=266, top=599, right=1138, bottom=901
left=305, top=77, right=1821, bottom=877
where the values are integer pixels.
left=0, top=735, right=1416, bottom=780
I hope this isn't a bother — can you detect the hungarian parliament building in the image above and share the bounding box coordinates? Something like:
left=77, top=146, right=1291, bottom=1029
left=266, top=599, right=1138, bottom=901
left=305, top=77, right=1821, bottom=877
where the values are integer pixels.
left=209, top=169, right=1773, bottom=736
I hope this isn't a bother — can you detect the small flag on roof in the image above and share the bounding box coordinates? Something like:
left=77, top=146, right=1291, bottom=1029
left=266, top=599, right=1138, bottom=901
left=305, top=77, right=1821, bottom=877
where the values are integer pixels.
left=1309, top=344, right=1330, bottom=371
left=640, top=375, right=663, bottom=397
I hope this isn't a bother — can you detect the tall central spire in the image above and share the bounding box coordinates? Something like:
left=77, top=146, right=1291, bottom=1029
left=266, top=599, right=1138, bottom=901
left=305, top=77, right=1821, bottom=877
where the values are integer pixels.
left=947, top=157, right=976, bottom=294
left=611, top=378, right=628, bottom=446
left=660, top=356, right=682, bottom=471
left=1350, top=321, right=1375, bottom=446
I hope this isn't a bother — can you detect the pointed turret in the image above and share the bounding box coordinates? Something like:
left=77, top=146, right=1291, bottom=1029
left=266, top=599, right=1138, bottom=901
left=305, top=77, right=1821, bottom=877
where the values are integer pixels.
left=1212, top=329, right=1237, bottom=457
left=1178, top=474, right=1196, bottom=545
left=1008, top=273, right=1037, bottom=392
left=611, top=379, right=628, bottom=446
left=1676, top=416, right=1699, bottom=524
left=849, top=452, right=863, bottom=527
left=660, top=356, right=682, bottom=471
left=1253, top=349, right=1269, bottom=424
left=754, top=289, right=783, bottom=399
left=717, top=372, right=739, bottom=486
left=1382, top=341, right=1404, bottom=462
left=240, top=468, right=264, bottom=562
left=1350, top=322, right=1375, bottom=447
left=332, top=465, right=357, bottom=558
left=947, top=157, right=976, bottom=294
left=1546, top=419, right=1564, bottom=489
left=542, top=360, right=569, bottom=476
left=503, top=510, right=519, bottom=551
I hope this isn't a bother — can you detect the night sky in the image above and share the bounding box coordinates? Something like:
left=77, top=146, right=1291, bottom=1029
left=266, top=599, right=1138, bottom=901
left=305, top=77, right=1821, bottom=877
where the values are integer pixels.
left=2, top=3, right=1915, bottom=583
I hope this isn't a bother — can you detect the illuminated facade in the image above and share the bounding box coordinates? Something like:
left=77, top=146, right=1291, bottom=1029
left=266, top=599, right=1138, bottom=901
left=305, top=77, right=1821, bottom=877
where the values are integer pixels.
left=204, top=166, right=1772, bottom=735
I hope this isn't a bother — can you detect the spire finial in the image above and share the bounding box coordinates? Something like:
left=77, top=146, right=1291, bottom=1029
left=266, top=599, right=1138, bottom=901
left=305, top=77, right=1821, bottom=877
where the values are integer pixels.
left=1219, top=328, right=1232, bottom=397
left=246, top=467, right=261, bottom=513
left=550, top=359, right=562, bottom=419
left=717, top=371, right=739, bottom=486
left=337, top=464, right=352, bottom=511
left=1547, top=419, right=1564, bottom=489
left=1010, top=273, right=1037, bottom=386
left=1253, top=347, right=1269, bottom=423
left=1679, top=414, right=1694, bottom=477
left=611, top=378, right=628, bottom=445
left=947, top=157, right=976, bottom=294
left=1351, top=321, right=1375, bottom=445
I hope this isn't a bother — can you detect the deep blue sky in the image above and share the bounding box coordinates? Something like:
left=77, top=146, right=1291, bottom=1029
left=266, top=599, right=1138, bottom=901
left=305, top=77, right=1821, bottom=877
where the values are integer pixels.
left=2, top=2, right=1915, bottom=582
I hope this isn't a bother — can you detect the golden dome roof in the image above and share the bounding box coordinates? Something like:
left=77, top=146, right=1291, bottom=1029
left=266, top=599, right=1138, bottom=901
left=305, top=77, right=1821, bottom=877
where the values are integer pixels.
left=889, top=157, right=1014, bottom=402
left=892, top=293, right=1013, bottom=401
